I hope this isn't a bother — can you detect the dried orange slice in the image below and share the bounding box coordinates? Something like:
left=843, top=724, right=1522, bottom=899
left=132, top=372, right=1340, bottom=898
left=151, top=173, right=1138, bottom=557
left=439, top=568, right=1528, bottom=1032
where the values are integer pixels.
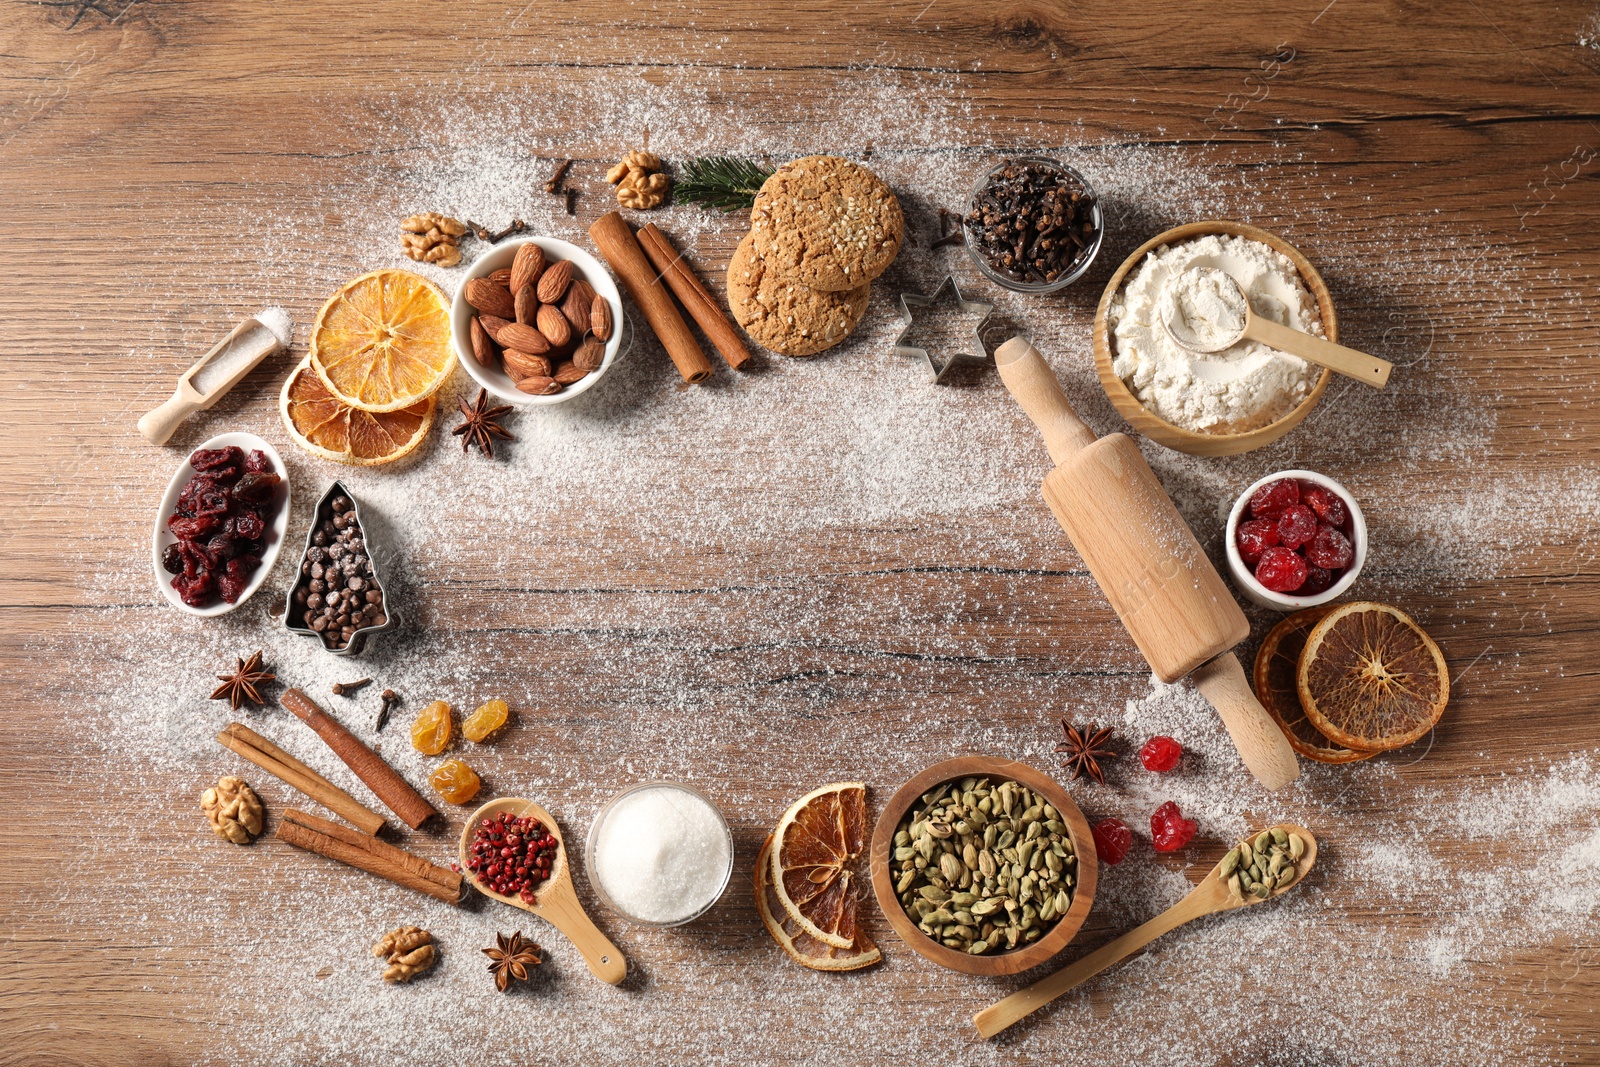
left=280, top=358, right=435, bottom=465
left=309, top=269, right=455, bottom=412
left=755, top=835, right=880, bottom=972
left=1254, top=607, right=1376, bottom=764
left=770, top=782, right=868, bottom=950
left=1298, top=602, right=1450, bottom=752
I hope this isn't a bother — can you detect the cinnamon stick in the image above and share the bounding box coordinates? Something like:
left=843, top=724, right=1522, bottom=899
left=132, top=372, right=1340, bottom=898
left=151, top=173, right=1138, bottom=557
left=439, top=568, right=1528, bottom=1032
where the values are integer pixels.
left=589, top=211, right=713, bottom=384
left=637, top=223, right=752, bottom=370
left=276, top=818, right=462, bottom=905
left=280, top=808, right=458, bottom=893
left=279, top=688, right=438, bottom=829
left=215, top=724, right=386, bottom=836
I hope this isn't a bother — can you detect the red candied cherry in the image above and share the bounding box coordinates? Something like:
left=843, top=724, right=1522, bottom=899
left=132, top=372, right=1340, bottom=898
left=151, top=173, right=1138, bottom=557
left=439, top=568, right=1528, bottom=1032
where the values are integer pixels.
left=1139, top=735, right=1183, bottom=772
left=1305, top=524, right=1354, bottom=570
left=1301, top=483, right=1349, bottom=528
left=1235, top=518, right=1279, bottom=566
left=1248, top=478, right=1300, bottom=520
left=1150, top=801, right=1198, bottom=853
left=1297, top=565, right=1336, bottom=595
left=1277, top=504, right=1319, bottom=550
left=1254, top=546, right=1308, bottom=593
left=1092, top=817, right=1133, bottom=865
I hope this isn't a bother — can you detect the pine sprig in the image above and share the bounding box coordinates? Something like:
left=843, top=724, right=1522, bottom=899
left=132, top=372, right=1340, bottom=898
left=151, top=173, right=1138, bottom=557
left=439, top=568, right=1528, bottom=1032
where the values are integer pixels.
left=674, top=156, right=775, bottom=212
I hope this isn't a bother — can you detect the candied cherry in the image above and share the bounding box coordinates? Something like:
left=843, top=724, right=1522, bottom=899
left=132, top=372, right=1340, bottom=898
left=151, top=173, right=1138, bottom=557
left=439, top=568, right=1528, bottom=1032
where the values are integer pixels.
left=1235, top=518, right=1279, bottom=566
left=1254, top=546, right=1308, bottom=593
left=1301, top=483, right=1349, bottom=528
left=431, top=758, right=482, bottom=804
left=1248, top=479, right=1300, bottom=521
left=463, top=699, right=511, bottom=743
left=410, top=700, right=453, bottom=755
left=1276, top=504, right=1319, bottom=550
left=1305, top=525, right=1354, bottom=570
left=1150, top=801, right=1197, bottom=852
left=1139, top=736, right=1183, bottom=772
left=1092, top=817, right=1133, bottom=865
left=1297, top=565, right=1336, bottom=595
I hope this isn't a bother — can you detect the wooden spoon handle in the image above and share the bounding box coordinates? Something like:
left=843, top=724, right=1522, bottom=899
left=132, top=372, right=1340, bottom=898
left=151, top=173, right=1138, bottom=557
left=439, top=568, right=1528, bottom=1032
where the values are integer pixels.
left=974, top=884, right=1218, bottom=1039
left=540, top=890, right=627, bottom=985
left=994, top=337, right=1098, bottom=464
left=1193, top=652, right=1300, bottom=791
left=1243, top=316, right=1393, bottom=388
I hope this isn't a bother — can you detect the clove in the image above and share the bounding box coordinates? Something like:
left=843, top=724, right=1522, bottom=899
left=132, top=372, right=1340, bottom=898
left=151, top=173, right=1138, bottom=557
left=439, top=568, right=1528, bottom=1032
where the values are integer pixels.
left=545, top=159, right=572, bottom=195
left=331, top=677, right=373, bottom=696
left=376, top=688, right=401, bottom=733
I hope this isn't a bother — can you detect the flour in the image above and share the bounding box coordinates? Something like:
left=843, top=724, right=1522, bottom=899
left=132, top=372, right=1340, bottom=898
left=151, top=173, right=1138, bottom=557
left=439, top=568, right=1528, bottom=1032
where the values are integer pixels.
left=1109, top=233, right=1323, bottom=433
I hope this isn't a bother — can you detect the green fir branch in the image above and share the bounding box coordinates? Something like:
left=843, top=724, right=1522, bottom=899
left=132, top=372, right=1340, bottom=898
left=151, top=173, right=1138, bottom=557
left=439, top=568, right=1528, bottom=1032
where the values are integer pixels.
left=674, top=156, right=776, bottom=212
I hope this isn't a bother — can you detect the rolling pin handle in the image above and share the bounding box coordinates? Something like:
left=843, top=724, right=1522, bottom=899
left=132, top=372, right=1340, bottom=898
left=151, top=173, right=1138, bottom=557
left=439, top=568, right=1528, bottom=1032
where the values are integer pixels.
left=994, top=337, right=1098, bottom=464
left=1193, top=652, right=1300, bottom=791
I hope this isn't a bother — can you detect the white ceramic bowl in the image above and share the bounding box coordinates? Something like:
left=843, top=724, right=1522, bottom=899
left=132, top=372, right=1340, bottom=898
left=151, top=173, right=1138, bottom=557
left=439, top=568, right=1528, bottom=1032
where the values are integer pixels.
left=1224, top=469, right=1367, bottom=611
left=452, top=236, right=628, bottom=406
left=152, top=431, right=290, bottom=616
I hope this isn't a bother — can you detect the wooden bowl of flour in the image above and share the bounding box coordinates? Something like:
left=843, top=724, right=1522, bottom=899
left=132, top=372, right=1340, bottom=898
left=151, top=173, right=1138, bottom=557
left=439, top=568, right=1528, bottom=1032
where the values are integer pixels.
left=1092, top=221, right=1337, bottom=457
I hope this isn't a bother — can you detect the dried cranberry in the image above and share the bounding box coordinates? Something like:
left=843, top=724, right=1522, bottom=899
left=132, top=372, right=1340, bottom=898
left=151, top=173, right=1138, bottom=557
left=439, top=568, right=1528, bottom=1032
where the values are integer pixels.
left=217, top=575, right=248, bottom=603
left=234, top=511, right=266, bottom=540
left=1235, top=518, right=1279, bottom=565
left=1139, top=736, right=1183, bottom=773
left=233, top=471, right=280, bottom=504
left=1150, top=801, right=1197, bottom=852
left=168, top=514, right=221, bottom=540
left=244, top=449, right=273, bottom=474
left=190, top=446, right=243, bottom=472
left=194, top=485, right=232, bottom=517
left=1276, top=504, right=1319, bottom=550
left=206, top=534, right=239, bottom=562
left=1301, top=483, right=1349, bottom=528
left=1297, top=565, right=1335, bottom=595
left=1092, top=817, right=1133, bottom=865
left=1248, top=479, right=1299, bottom=520
left=1305, top=525, right=1354, bottom=570
left=226, top=555, right=261, bottom=581
left=1254, top=546, right=1308, bottom=593
left=172, top=572, right=215, bottom=606
left=161, top=543, right=184, bottom=574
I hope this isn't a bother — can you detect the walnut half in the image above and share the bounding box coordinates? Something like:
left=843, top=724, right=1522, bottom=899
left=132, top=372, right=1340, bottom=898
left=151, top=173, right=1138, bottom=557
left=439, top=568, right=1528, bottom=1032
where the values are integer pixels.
left=607, top=150, right=668, bottom=210
left=201, top=775, right=264, bottom=844
left=372, top=925, right=436, bottom=983
left=399, top=213, right=467, bottom=268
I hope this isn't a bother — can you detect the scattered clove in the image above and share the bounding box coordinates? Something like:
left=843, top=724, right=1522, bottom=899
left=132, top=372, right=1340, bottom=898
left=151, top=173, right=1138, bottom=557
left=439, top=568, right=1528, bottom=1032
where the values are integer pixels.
left=332, top=677, right=373, bottom=697
left=466, top=219, right=529, bottom=243
left=376, top=688, right=401, bottom=733
left=545, top=159, right=572, bottom=195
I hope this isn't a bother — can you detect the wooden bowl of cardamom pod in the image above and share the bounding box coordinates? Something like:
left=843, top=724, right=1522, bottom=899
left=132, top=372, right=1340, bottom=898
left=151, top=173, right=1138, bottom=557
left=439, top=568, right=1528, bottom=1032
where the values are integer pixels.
left=869, top=757, right=1098, bottom=976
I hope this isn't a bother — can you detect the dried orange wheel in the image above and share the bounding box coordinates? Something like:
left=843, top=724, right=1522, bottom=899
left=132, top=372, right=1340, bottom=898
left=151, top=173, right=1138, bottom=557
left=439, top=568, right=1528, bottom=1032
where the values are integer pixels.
left=1298, top=602, right=1450, bottom=752
left=410, top=700, right=452, bottom=755
left=755, top=835, right=880, bottom=972
left=431, top=758, right=481, bottom=804
left=309, top=269, right=456, bottom=412
left=280, top=358, right=435, bottom=466
left=463, top=699, right=510, bottom=743
left=770, top=782, right=868, bottom=950
left=1253, top=607, right=1376, bottom=764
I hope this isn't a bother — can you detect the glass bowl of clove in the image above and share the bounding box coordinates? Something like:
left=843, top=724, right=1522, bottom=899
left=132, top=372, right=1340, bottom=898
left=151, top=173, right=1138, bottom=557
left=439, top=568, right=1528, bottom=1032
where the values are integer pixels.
left=961, top=156, right=1104, bottom=294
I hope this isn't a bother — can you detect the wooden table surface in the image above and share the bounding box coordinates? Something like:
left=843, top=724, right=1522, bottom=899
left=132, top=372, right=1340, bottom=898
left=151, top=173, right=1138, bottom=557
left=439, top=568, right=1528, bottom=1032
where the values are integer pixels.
left=4, top=2, right=1599, bottom=1065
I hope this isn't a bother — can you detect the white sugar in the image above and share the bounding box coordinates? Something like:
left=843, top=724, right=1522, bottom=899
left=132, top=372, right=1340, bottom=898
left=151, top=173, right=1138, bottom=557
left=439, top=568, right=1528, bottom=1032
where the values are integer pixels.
left=591, top=786, right=733, bottom=924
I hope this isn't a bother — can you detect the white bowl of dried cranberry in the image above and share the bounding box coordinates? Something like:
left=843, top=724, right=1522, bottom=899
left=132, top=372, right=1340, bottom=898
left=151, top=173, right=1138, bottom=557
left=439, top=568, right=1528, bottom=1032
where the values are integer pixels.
left=452, top=236, right=628, bottom=407
left=1224, top=469, right=1367, bottom=611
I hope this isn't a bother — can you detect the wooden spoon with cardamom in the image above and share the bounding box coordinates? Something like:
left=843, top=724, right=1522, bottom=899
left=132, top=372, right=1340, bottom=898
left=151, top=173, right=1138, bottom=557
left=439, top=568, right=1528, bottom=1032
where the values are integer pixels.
left=973, top=823, right=1318, bottom=1039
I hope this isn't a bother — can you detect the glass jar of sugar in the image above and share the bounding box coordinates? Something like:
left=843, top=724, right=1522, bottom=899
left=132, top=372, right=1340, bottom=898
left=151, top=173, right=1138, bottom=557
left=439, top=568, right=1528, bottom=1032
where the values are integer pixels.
left=585, top=782, right=734, bottom=926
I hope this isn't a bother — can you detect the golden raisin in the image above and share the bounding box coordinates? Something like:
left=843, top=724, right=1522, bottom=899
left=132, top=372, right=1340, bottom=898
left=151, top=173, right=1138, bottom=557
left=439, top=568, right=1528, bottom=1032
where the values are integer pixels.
left=430, top=758, right=481, bottom=804
left=409, top=700, right=452, bottom=755
left=463, top=699, right=510, bottom=743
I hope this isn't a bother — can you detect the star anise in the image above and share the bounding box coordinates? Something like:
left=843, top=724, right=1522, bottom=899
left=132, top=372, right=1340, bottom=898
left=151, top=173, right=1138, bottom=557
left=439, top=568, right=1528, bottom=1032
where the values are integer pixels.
left=483, top=930, right=540, bottom=992
left=210, top=650, right=275, bottom=710
left=1055, top=720, right=1118, bottom=785
left=452, top=388, right=515, bottom=458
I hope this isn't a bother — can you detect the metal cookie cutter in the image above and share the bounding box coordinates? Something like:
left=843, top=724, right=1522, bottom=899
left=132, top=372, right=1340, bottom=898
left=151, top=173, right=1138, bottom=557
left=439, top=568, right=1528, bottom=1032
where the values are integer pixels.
left=892, top=276, right=995, bottom=384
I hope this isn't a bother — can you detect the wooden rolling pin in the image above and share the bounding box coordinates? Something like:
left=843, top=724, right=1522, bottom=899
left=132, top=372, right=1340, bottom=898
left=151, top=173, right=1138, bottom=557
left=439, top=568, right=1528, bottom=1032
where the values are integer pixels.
left=996, top=337, right=1298, bottom=790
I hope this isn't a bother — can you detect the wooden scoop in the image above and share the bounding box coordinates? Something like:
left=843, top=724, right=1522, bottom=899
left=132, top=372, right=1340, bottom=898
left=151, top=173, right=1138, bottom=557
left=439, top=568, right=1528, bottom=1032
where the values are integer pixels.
left=974, top=823, right=1319, bottom=1038
left=459, top=797, right=627, bottom=986
left=996, top=337, right=1299, bottom=790
left=138, top=310, right=291, bottom=444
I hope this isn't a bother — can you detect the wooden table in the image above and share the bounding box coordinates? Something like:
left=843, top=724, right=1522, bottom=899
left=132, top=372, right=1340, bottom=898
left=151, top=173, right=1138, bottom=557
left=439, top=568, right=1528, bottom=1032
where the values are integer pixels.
left=3, top=2, right=1598, bottom=1064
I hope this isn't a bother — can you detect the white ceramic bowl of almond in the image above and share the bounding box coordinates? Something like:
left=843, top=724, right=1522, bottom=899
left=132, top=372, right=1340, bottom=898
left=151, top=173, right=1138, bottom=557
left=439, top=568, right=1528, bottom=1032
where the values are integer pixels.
left=453, top=237, right=627, bottom=406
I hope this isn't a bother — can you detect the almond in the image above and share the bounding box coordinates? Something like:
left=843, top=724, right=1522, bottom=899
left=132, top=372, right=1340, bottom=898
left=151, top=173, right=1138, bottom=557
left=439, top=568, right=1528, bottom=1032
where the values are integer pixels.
left=536, top=304, right=572, bottom=348
left=469, top=317, right=500, bottom=369
left=495, top=321, right=551, bottom=354
left=590, top=294, right=613, bottom=342
left=515, top=375, right=562, bottom=396
left=561, top=279, right=597, bottom=334
left=479, top=313, right=513, bottom=336
left=502, top=349, right=552, bottom=380
left=536, top=259, right=575, bottom=304
left=514, top=284, right=538, bottom=326
left=553, top=360, right=589, bottom=385
left=465, top=278, right=516, bottom=320
left=510, top=243, right=546, bottom=294
left=573, top=336, right=606, bottom=372
left=489, top=268, right=514, bottom=287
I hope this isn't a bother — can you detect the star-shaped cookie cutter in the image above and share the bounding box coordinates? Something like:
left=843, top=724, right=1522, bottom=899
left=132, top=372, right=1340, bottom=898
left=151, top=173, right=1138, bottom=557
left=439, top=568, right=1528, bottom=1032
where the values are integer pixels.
left=892, top=276, right=995, bottom=384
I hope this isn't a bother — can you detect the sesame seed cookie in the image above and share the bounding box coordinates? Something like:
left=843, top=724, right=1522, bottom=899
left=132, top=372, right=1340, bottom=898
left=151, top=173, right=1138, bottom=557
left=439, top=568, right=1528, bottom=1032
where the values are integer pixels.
left=749, top=155, right=903, bottom=293
left=727, top=232, right=870, bottom=357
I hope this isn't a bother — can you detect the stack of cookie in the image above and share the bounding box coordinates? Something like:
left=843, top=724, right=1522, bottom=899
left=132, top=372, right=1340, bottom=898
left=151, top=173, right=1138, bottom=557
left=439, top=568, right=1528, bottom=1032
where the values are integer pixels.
left=727, top=155, right=903, bottom=358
